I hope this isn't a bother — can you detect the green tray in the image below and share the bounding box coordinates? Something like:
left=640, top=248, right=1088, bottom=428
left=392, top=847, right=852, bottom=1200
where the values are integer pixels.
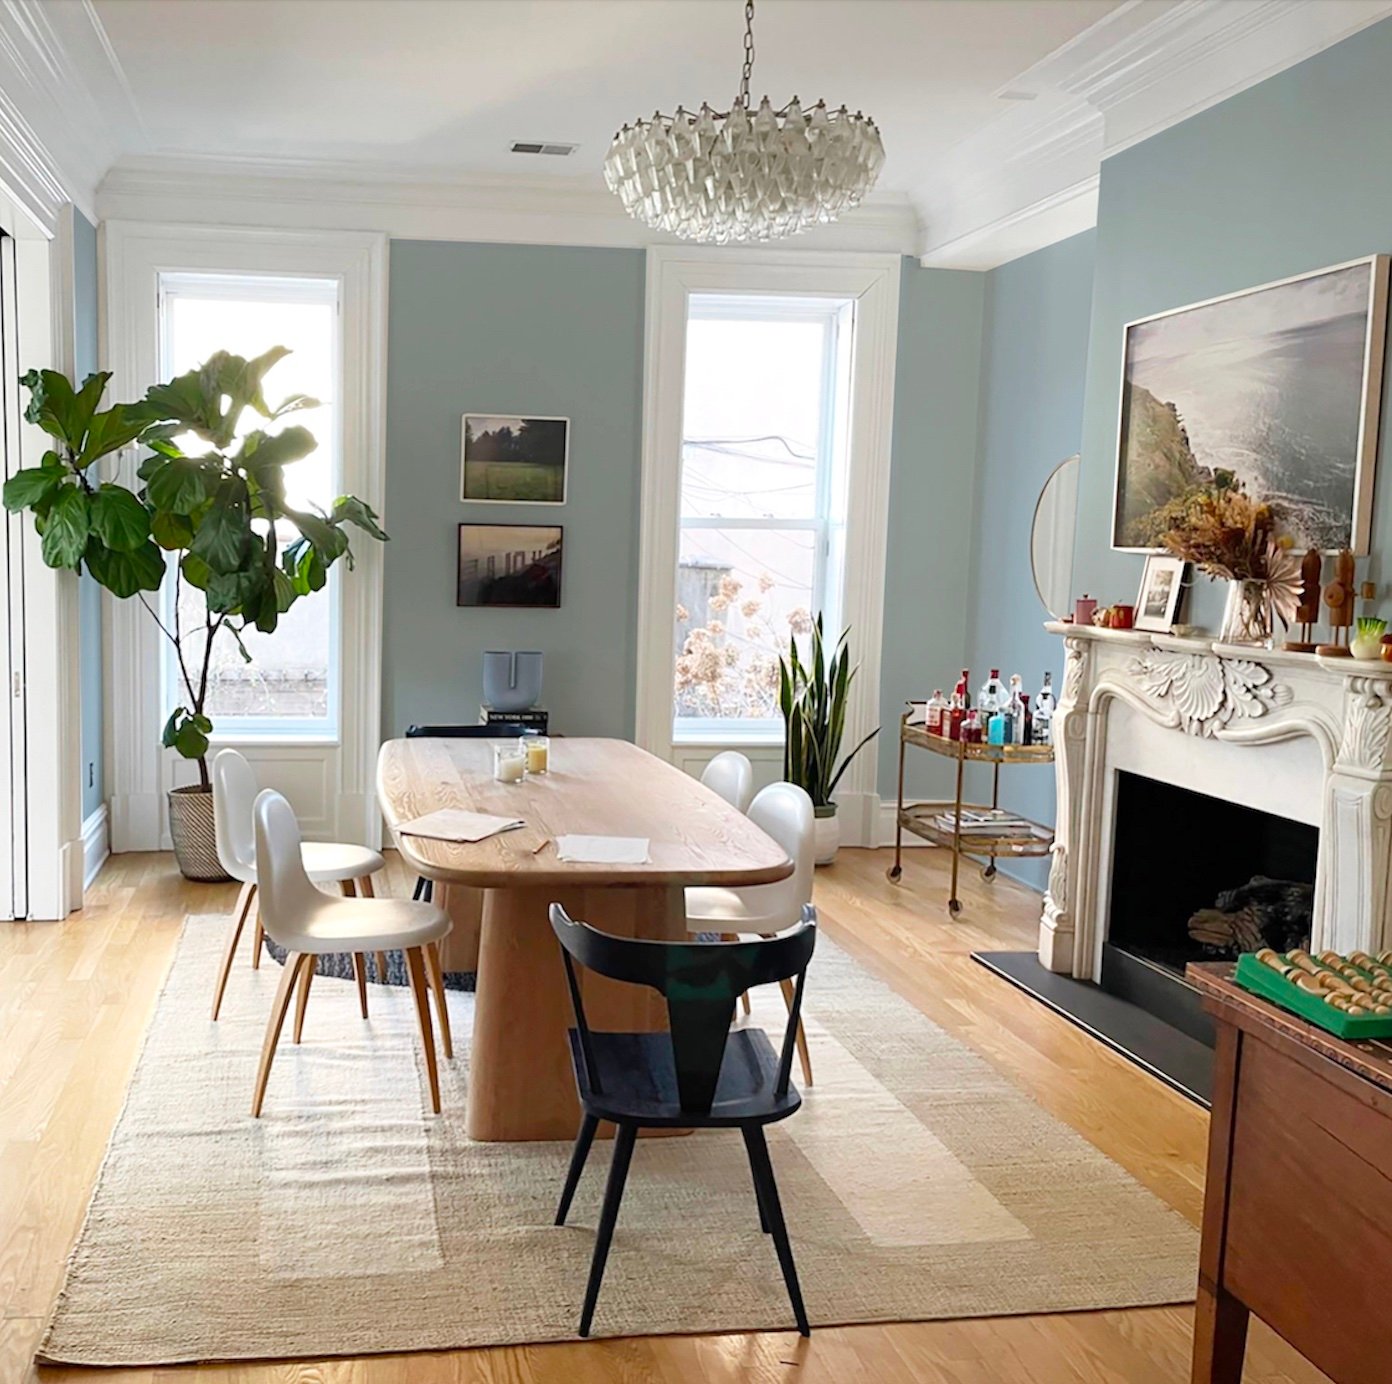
left=1234, top=952, right=1392, bottom=1040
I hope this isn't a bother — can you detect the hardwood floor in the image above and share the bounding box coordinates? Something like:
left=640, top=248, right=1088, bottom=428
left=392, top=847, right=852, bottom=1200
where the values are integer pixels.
left=0, top=847, right=1328, bottom=1383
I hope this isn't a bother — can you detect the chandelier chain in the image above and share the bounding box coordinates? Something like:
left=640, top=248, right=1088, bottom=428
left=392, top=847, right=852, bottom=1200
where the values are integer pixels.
left=738, top=0, right=755, bottom=109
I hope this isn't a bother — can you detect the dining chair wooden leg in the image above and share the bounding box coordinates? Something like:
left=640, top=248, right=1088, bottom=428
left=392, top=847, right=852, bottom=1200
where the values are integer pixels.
left=742, top=1125, right=810, bottom=1336
left=211, top=880, right=257, bottom=1020
left=250, top=906, right=263, bottom=970
left=358, top=874, right=376, bottom=898
left=293, top=956, right=316, bottom=1044
left=423, top=941, right=454, bottom=1059
left=374, top=951, right=390, bottom=982
left=404, top=946, right=441, bottom=1113
left=252, top=954, right=306, bottom=1117
left=778, top=977, right=813, bottom=1086
left=555, top=1112, right=600, bottom=1226
left=578, top=1121, right=638, bottom=1337
left=339, top=879, right=357, bottom=897
left=741, top=991, right=751, bottom=1016
left=352, top=953, right=370, bottom=1019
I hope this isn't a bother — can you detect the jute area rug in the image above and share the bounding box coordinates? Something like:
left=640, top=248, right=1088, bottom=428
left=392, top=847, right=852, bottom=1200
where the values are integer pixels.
left=40, top=914, right=1198, bottom=1366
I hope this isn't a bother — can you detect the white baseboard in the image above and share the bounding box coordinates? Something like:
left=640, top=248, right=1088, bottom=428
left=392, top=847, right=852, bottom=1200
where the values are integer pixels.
left=877, top=800, right=935, bottom=848
left=82, top=804, right=110, bottom=890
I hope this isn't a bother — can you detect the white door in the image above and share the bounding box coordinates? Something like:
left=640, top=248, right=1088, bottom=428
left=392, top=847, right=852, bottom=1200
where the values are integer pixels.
left=0, top=230, right=27, bottom=917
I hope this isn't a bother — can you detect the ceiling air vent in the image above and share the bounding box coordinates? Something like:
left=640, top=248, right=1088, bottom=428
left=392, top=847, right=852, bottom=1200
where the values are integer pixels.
left=510, top=141, right=578, bottom=157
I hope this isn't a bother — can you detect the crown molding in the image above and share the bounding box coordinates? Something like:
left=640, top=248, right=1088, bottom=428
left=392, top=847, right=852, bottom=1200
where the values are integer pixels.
left=918, top=0, right=1392, bottom=271
left=96, top=155, right=922, bottom=255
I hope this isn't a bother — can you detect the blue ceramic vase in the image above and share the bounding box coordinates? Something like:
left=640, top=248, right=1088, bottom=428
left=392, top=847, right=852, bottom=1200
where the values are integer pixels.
left=482, top=650, right=543, bottom=712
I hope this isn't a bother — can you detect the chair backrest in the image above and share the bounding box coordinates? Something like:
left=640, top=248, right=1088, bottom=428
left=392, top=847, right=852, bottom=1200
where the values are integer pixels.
left=739, top=782, right=815, bottom=924
left=701, top=751, right=754, bottom=815
left=550, top=902, right=817, bottom=1115
left=253, top=789, right=324, bottom=943
left=405, top=723, right=536, bottom=738
left=212, top=748, right=259, bottom=877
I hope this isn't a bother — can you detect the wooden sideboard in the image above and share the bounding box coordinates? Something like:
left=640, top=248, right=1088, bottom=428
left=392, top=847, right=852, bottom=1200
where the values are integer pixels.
left=1188, top=963, right=1392, bottom=1384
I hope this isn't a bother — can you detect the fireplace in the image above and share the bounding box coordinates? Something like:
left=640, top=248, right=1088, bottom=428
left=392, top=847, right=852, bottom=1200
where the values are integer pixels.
left=1101, top=772, right=1318, bottom=1044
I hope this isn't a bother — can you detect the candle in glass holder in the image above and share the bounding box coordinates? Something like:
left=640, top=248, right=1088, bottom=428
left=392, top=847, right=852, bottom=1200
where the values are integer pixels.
left=493, top=744, right=525, bottom=783
left=523, top=734, right=550, bottom=775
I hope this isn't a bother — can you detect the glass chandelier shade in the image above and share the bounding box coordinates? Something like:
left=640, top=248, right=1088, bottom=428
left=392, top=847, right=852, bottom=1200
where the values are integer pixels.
left=603, top=2, right=885, bottom=244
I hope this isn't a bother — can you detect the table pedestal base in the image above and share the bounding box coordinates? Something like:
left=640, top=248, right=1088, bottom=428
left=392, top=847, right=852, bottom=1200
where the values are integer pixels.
left=466, top=882, right=686, bottom=1141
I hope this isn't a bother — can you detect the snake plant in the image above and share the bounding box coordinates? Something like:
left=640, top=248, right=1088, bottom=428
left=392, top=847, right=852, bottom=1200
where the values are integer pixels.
left=778, top=614, right=879, bottom=813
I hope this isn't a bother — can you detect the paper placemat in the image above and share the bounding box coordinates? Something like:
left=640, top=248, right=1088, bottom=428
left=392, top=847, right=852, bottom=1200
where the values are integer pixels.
left=397, top=809, right=525, bottom=843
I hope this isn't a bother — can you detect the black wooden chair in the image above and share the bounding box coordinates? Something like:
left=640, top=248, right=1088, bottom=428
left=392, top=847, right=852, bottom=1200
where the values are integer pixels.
left=549, top=901, right=817, bottom=1338
left=402, top=723, right=535, bottom=902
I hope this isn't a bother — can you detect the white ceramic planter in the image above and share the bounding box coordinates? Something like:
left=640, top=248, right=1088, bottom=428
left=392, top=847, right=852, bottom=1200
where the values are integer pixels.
left=813, top=807, right=839, bottom=865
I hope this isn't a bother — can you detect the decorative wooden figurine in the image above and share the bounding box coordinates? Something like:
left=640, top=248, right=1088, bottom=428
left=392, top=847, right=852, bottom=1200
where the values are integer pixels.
left=1283, top=548, right=1323, bottom=652
left=1316, top=548, right=1356, bottom=657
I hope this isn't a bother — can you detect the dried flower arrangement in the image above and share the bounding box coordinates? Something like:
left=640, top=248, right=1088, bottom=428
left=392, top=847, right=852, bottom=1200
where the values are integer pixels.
left=1155, top=479, right=1303, bottom=623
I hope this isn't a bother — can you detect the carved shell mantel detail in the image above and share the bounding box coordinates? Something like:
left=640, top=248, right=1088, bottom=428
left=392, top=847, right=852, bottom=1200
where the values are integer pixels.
left=1337, top=677, right=1392, bottom=771
left=1123, top=651, right=1292, bottom=736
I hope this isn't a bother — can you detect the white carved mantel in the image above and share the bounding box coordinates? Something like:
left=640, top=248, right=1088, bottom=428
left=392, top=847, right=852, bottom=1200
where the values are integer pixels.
left=1041, top=622, right=1392, bottom=979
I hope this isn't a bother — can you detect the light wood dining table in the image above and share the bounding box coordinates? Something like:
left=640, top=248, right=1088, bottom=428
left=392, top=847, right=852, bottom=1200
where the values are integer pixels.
left=376, top=736, right=793, bottom=1141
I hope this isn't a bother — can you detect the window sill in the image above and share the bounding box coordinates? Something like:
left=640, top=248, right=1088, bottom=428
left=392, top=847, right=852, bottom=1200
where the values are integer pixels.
left=673, top=733, right=785, bottom=750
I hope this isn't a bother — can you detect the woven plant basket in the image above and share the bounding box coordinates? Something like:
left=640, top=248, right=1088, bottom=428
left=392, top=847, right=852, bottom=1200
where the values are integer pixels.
left=167, top=785, right=231, bottom=882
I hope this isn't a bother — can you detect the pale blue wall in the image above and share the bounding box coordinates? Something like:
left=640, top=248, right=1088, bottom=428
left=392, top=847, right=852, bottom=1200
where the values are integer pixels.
left=878, top=261, right=986, bottom=804
left=382, top=241, right=645, bottom=739
left=74, top=210, right=103, bottom=820
left=1073, top=18, right=1392, bottom=628
left=963, top=230, right=1097, bottom=888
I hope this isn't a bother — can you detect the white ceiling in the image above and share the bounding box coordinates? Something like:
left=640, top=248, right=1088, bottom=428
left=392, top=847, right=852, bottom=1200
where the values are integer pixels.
left=90, top=0, right=1122, bottom=194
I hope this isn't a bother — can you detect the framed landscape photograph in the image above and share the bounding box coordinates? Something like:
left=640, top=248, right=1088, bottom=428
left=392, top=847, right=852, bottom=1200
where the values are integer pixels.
left=461, top=414, right=568, bottom=504
left=1134, top=554, right=1186, bottom=632
left=457, top=524, right=563, bottom=608
left=1112, top=256, right=1389, bottom=553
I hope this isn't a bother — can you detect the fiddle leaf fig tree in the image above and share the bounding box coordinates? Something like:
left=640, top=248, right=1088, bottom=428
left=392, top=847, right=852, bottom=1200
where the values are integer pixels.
left=3, top=348, right=387, bottom=788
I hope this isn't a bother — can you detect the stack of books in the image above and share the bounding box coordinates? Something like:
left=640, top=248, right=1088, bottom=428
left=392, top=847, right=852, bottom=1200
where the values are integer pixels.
left=479, top=706, right=549, bottom=733
left=933, top=808, right=1040, bottom=838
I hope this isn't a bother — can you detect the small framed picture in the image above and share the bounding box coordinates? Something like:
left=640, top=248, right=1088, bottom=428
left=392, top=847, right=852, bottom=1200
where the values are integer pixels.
left=461, top=414, right=568, bottom=504
left=1134, top=554, right=1185, bottom=632
left=457, top=524, right=563, bottom=608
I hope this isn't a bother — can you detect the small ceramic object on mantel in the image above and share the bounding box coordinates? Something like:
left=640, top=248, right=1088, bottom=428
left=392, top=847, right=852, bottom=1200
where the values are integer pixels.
left=1316, top=549, right=1356, bottom=657
left=1073, top=594, right=1097, bottom=626
left=1092, top=604, right=1135, bottom=630
left=1283, top=548, right=1323, bottom=653
left=1351, top=617, right=1388, bottom=661
left=1381, top=633, right=1392, bottom=664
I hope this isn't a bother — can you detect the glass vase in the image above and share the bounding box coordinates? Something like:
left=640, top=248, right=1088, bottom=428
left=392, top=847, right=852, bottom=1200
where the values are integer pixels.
left=1220, top=579, right=1274, bottom=647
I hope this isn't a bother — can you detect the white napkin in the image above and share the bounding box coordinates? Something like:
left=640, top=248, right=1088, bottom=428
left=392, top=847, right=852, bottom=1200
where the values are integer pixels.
left=555, top=835, right=650, bottom=864
left=397, top=808, right=525, bottom=843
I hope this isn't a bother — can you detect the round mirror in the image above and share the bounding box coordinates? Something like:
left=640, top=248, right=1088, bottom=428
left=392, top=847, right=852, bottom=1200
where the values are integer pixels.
left=1030, top=454, right=1081, bottom=619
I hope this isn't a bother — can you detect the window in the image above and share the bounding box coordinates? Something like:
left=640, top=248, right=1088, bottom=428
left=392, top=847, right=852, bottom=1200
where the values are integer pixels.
left=157, top=271, right=341, bottom=737
left=673, top=294, right=853, bottom=741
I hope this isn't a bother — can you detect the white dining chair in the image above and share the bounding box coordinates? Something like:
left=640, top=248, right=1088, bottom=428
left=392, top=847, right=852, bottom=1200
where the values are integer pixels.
left=685, top=781, right=816, bottom=1084
left=210, top=748, right=388, bottom=1021
left=701, top=750, right=754, bottom=814
left=250, top=789, right=454, bottom=1116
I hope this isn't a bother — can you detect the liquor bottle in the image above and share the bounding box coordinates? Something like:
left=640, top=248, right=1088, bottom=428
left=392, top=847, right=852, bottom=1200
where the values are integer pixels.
left=959, top=669, right=972, bottom=710
left=978, top=669, right=1005, bottom=716
left=1018, top=693, right=1032, bottom=745
left=947, top=685, right=965, bottom=741
left=1032, top=671, right=1056, bottom=746
left=1006, top=675, right=1026, bottom=744
left=962, top=709, right=982, bottom=744
left=925, top=689, right=947, bottom=736
left=987, top=705, right=1011, bottom=746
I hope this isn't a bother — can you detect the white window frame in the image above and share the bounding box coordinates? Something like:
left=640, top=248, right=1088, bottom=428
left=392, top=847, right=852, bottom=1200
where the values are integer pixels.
left=103, top=223, right=387, bottom=849
left=156, top=269, right=345, bottom=743
left=676, top=292, right=852, bottom=744
left=636, top=246, right=900, bottom=848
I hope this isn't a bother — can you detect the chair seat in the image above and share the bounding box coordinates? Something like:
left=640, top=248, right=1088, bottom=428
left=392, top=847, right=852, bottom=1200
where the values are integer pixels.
left=567, top=1026, right=801, bottom=1129
left=684, top=885, right=791, bottom=935
left=274, top=896, right=451, bottom=954
left=222, top=840, right=385, bottom=886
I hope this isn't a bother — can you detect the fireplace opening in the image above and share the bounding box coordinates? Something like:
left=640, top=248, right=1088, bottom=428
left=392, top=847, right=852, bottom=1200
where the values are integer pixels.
left=1102, top=772, right=1318, bottom=1046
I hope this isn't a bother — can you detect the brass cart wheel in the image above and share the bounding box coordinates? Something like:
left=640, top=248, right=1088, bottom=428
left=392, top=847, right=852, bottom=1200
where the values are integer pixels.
left=981, top=863, right=997, bottom=881
left=947, top=897, right=962, bottom=918
left=887, top=864, right=903, bottom=883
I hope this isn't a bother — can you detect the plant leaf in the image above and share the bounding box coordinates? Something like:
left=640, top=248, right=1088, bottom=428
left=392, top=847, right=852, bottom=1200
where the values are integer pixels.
left=78, top=404, right=154, bottom=469
left=146, top=456, right=216, bottom=515
left=3, top=464, right=65, bottom=511
left=40, top=485, right=89, bottom=569
left=151, top=510, right=194, bottom=550
left=89, top=484, right=151, bottom=551
left=236, top=425, right=317, bottom=473
left=331, top=494, right=389, bottom=542
left=84, top=536, right=165, bottom=597
left=190, top=477, right=251, bottom=574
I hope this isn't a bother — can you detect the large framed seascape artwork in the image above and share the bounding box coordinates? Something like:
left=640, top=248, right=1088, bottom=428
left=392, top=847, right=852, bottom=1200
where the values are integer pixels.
left=1112, top=256, right=1389, bottom=553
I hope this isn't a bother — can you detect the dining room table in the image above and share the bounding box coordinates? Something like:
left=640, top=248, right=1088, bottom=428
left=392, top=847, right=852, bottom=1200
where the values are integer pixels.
left=376, top=735, right=793, bottom=1141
